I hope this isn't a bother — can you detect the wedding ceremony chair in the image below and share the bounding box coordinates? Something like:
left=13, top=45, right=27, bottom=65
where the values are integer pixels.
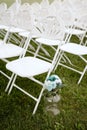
left=0, top=1, right=34, bottom=80
left=5, top=17, right=66, bottom=114
left=54, top=14, right=87, bottom=84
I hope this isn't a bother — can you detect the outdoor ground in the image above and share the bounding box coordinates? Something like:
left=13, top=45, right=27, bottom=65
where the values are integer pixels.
left=0, top=57, right=87, bottom=130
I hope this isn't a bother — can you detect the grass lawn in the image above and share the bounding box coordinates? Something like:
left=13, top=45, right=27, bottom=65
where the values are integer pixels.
left=0, top=53, right=87, bottom=130
left=0, top=0, right=41, bottom=6
left=0, top=0, right=53, bottom=6
left=0, top=1, right=87, bottom=130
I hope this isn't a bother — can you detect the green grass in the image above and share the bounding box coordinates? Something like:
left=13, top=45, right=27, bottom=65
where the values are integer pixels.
left=0, top=0, right=53, bottom=6
left=0, top=0, right=40, bottom=6
left=0, top=57, right=87, bottom=130
left=0, top=39, right=87, bottom=130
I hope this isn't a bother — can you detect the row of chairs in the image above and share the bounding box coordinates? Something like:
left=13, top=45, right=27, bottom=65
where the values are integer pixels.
left=0, top=0, right=87, bottom=114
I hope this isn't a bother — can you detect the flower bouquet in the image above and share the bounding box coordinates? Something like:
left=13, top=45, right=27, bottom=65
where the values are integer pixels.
left=44, top=75, right=63, bottom=115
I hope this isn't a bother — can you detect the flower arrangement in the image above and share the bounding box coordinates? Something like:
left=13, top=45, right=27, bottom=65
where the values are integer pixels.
left=44, top=74, right=62, bottom=102
left=45, top=74, right=62, bottom=92
left=44, top=75, right=63, bottom=115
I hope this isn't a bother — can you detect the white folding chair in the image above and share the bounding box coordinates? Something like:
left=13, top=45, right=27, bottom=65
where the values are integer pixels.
left=5, top=17, right=65, bottom=114
left=34, top=16, right=70, bottom=64
left=0, top=1, right=24, bottom=46
left=18, top=1, right=52, bottom=57
left=0, top=26, right=31, bottom=79
left=0, top=1, right=34, bottom=80
left=30, top=1, right=75, bottom=63
left=54, top=14, right=87, bottom=84
left=55, top=2, right=86, bottom=44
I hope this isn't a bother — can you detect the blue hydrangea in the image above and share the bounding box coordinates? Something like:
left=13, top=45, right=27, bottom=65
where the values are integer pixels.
left=45, top=75, right=62, bottom=91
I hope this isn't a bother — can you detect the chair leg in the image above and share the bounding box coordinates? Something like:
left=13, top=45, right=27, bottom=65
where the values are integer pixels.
left=5, top=73, right=15, bottom=92
left=78, top=65, right=87, bottom=84
left=53, top=50, right=63, bottom=72
left=33, top=87, right=45, bottom=115
left=8, top=74, right=17, bottom=95
left=34, top=43, right=42, bottom=57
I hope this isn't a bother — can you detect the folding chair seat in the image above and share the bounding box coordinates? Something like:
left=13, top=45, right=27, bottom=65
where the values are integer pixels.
left=0, top=43, right=24, bottom=59
left=5, top=17, right=65, bottom=114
